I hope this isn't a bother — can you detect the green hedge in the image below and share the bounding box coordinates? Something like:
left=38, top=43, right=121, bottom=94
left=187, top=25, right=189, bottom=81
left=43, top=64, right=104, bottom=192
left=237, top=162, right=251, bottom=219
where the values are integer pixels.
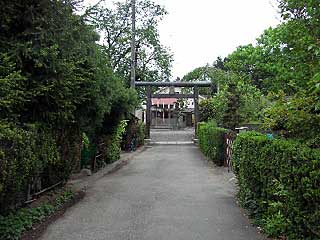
left=197, top=121, right=228, bottom=166
left=232, top=131, right=320, bottom=239
left=0, top=123, right=77, bottom=213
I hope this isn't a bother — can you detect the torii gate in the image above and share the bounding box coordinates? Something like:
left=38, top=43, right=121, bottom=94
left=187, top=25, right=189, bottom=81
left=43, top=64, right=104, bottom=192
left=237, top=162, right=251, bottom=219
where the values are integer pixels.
left=135, top=81, right=212, bottom=139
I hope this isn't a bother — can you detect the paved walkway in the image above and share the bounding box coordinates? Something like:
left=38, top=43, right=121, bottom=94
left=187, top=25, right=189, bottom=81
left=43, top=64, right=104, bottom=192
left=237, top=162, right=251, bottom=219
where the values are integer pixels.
left=40, top=145, right=265, bottom=240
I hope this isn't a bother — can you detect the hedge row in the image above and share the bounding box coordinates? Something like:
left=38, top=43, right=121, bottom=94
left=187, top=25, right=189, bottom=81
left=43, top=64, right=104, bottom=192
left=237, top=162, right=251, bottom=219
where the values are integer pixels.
left=0, top=123, right=80, bottom=213
left=232, top=131, right=320, bottom=239
left=197, top=121, right=228, bottom=166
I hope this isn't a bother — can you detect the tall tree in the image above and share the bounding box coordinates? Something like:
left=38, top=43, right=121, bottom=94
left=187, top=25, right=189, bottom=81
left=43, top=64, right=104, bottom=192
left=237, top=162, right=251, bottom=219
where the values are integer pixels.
left=182, top=59, right=230, bottom=95
left=0, top=0, right=138, bottom=133
left=225, top=0, right=320, bottom=143
left=85, top=0, right=173, bottom=84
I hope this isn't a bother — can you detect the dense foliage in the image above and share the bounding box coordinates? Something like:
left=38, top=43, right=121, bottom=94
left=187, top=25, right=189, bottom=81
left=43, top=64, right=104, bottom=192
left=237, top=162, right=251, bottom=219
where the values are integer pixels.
left=225, top=0, right=320, bottom=144
left=232, top=132, right=320, bottom=239
left=0, top=123, right=73, bottom=213
left=198, top=72, right=265, bottom=128
left=122, top=117, right=145, bottom=151
left=190, top=0, right=320, bottom=145
left=101, top=120, right=128, bottom=165
left=0, top=189, right=74, bottom=240
left=195, top=1, right=319, bottom=239
left=0, top=0, right=141, bottom=214
left=197, top=121, right=227, bottom=166
left=86, top=0, right=173, bottom=84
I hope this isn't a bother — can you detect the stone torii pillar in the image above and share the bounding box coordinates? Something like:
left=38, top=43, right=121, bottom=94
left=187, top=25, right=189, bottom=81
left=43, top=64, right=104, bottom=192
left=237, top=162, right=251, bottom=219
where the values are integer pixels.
left=146, top=86, right=152, bottom=139
left=194, top=86, right=199, bottom=137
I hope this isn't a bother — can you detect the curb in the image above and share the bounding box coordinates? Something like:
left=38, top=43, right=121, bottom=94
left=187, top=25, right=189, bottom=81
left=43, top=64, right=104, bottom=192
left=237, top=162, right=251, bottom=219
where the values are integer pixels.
left=21, top=190, right=86, bottom=240
left=22, top=146, right=146, bottom=240
left=68, top=146, right=147, bottom=192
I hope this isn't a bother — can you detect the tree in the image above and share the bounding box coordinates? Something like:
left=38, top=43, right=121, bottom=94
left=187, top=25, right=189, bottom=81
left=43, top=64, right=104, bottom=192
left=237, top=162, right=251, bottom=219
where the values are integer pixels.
left=224, top=0, right=320, bottom=144
left=0, top=0, right=139, bottom=213
left=213, top=56, right=228, bottom=71
left=199, top=77, right=265, bottom=126
left=226, top=2, right=319, bottom=95
left=225, top=44, right=273, bottom=91
left=85, top=0, right=173, bottom=84
left=0, top=54, right=27, bottom=121
left=1, top=0, right=102, bottom=126
left=222, top=83, right=241, bottom=130
left=0, top=0, right=138, bottom=133
left=182, top=59, right=229, bottom=95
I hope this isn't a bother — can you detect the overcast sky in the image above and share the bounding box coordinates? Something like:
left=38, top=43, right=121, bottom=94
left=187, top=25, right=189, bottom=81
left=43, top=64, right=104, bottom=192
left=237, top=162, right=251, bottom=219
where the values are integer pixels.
left=84, top=0, right=281, bottom=79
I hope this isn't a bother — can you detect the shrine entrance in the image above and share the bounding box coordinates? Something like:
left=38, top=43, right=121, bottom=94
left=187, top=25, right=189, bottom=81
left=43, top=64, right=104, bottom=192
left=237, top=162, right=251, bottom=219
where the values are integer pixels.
left=135, top=81, right=212, bottom=139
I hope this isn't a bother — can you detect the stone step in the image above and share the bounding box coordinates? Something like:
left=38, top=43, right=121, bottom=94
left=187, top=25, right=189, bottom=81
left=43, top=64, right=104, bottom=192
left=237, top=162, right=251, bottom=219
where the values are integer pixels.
left=150, top=141, right=194, bottom=145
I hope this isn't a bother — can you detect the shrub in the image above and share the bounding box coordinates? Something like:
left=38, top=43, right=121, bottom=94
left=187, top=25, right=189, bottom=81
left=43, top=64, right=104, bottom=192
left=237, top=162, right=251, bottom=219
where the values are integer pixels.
left=102, top=120, right=127, bottom=164
left=0, top=122, right=74, bottom=213
left=232, top=131, right=320, bottom=239
left=0, top=189, right=73, bottom=240
left=136, top=121, right=145, bottom=147
left=80, top=133, right=97, bottom=169
left=121, top=117, right=145, bottom=151
left=197, top=121, right=228, bottom=166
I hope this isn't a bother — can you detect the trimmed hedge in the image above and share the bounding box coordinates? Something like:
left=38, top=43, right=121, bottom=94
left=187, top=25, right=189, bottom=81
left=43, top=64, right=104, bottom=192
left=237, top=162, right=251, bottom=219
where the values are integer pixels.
left=232, top=131, right=320, bottom=239
left=0, top=123, right=79, bottom=213
left=197, top=121, right=228, bottom=166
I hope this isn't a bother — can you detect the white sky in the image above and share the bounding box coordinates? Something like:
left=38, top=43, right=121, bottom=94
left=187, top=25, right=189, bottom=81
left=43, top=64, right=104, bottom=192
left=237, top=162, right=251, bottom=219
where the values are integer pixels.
left=84, top=0, right=281, bottom=79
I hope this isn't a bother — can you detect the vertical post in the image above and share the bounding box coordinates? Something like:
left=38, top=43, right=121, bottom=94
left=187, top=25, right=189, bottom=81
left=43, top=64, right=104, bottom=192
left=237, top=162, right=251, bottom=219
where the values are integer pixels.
left=162, top=109, right=165, bottom=124
left=155, top=105, right=157, bottom=127
left=146, top=86, right=152, bottom=139
left=194, top=86, right=199, bottom=137
left=168, top=107, right=171, bottom=128
left=130, top=0, right=136, bottom=89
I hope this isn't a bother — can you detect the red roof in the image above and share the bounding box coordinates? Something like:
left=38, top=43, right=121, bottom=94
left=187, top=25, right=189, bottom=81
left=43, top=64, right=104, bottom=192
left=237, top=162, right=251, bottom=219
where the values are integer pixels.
left=152, top=98, right=177, bottom=105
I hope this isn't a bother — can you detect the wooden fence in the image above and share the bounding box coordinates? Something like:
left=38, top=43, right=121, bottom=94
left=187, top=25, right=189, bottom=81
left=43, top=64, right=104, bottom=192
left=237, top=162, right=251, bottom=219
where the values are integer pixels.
left=224, top=132, right=235, bottom=172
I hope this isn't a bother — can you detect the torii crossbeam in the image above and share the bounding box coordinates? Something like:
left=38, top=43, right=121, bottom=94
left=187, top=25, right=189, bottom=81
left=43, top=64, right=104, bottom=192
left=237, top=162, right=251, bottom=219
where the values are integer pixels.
left=135, top=81, right=212, bottom=139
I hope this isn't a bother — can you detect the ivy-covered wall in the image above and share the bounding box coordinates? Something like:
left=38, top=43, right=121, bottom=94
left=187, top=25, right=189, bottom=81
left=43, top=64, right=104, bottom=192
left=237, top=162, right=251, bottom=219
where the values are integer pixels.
left=232, top=131, right=320, bottom=239
left=102, top=120, right=128, bottom=165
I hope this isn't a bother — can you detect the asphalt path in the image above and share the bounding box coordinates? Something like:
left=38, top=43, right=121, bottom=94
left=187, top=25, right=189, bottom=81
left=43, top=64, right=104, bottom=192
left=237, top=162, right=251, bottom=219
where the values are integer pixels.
left=40, top=145, right=265, bottom=240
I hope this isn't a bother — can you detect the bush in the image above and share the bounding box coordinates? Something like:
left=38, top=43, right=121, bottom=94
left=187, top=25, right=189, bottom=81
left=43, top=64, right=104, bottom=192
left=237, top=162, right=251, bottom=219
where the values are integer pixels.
left=197, top=121, right=228, bottom=166
left=136, top=121, right=145, bottom=147
left=0, top=123, right=75, bottom=213
left=198, top=78, right=265, bottom=126
left=121, top=117, right=145, bottom=151
left=102, top=120, right=127, bottom=164
left=0, top=189, right=73, bottom=240
left=80, top=133, right=97, bottom=169
left=232, top=131, right=320, bottom=239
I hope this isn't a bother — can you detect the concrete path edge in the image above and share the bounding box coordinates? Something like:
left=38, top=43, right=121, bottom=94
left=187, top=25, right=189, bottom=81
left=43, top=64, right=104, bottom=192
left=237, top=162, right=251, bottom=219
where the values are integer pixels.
left=68, top=146, right=147, bottom=192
